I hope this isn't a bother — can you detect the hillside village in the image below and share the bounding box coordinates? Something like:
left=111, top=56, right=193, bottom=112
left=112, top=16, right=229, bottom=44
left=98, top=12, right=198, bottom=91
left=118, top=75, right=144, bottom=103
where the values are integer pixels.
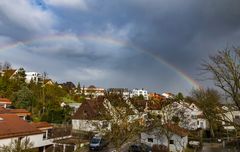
left=0, top=61, right=240, bottom=152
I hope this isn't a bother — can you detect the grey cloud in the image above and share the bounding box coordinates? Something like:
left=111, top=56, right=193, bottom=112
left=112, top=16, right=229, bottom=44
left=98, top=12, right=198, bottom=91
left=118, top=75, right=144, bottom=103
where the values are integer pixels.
left=0, top=0, right=56, bottom=40
left=1, top=0, right=240, bottom=94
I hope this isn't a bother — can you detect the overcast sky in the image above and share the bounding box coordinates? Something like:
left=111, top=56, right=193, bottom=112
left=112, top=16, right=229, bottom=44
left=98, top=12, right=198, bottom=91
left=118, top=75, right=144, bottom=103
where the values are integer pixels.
left=0, top=0, right=240, bottom=95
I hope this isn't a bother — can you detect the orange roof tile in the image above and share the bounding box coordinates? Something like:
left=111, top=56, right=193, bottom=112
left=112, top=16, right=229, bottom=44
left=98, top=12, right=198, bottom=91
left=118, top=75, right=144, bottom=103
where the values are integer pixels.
left=0, top=114, right=41, bottom=139
left=31, top=122, right=53, bottom=129
left=0, top=98, right=12, bottom=104
left=164, top=123, right=188, bottom=137
left=0, top=108, right=30, bottom=116
left=9, top=109, right=30, bottom=114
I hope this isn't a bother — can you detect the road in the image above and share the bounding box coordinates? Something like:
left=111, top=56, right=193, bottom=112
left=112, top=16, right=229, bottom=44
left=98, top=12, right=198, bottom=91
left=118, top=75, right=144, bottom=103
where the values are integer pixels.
left=200, top=143, right=239, bottom=152
left=85, top=142, right=239, bottom=152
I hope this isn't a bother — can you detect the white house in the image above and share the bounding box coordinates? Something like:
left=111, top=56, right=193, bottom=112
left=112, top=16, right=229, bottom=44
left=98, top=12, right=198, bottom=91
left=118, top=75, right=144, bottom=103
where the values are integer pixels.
left=187, top=103, right=208, bottom=130
left=162, top=93, right=174, bottom=99
left=72, top=97, right=139, bottom=133
left=72, top=98, right=111, bottom=132
left=0, top=114, right=53, bottom=152
left=161, top=102, right=208, bottom=130
left=130, top=89, right=149, bottom=100
left=25, top=72, right=43, bottom=84
left=220, top=106, right=240, bottom=130
left=141, top=123, right=188, bottom=152
left=81, top=85, right=105, bottom=98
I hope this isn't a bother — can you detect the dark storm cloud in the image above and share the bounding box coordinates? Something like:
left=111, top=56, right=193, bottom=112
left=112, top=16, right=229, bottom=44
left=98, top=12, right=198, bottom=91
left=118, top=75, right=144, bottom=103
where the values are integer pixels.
left=1, top=0, right=240, bottom=94
left=49, top=0, right=240, bottom=70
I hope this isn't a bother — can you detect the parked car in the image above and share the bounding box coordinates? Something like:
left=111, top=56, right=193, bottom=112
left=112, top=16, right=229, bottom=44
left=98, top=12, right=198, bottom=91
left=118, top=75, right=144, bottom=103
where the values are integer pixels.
left=128, top=143, right=152, bottom=152
left=89, top=135, right=108, bottom=151
left=188, top=140, right=202, bottom=151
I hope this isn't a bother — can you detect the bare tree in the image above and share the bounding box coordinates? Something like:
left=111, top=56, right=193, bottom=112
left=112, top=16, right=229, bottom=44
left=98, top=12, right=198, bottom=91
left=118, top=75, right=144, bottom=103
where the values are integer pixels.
left=103, top=98, right=145, bottom=151
left=191, top=88, right=221, bottom=138
left=152, top=100, right=189, bottom=152
left=202, top=47, right=240, bottom=109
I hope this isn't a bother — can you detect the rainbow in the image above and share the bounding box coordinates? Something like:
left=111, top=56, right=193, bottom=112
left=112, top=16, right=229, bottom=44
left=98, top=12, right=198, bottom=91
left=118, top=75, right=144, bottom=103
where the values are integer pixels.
left=0, top=34, right=200, bottom=89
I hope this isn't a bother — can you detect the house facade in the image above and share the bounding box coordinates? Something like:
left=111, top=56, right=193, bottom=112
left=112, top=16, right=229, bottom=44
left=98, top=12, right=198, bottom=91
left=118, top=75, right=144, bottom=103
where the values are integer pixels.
left=220, top=106, right=240, bottom=130
left=0, top=114, right=53, bottom=152
left=130, top=89, right=149, bottom=100
left=25, top=72, right=43, bottom=84
left=141, top=124, right=188, bottom=152
left=81, top=85, right=105, bottom=98
left=72, top=98, right=111, bottom=132
left=161, top=102, right=208, bottom=130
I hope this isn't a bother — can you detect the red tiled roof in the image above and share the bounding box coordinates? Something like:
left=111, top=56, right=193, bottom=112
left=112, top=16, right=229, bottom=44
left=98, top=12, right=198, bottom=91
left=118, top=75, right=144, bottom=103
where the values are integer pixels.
left=164, top=123, right=188, bottom=137
left=0, top=98, right=12, bottom=104
left=0, top=107, right=5, bottom=111
left=31, top=122, right=53, bottom=129
left=72, top=97, right=111, bottom=120
left=9, top=109, right=30, bottom=114
left=0, top=108, right=30, bottom=116
left=0, top=114, right=41, bottom=139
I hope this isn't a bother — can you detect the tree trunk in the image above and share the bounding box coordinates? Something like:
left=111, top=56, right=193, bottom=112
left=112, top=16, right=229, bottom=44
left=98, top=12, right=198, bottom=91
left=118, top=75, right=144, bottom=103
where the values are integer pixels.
left=210, top=123, right=215, bottom=138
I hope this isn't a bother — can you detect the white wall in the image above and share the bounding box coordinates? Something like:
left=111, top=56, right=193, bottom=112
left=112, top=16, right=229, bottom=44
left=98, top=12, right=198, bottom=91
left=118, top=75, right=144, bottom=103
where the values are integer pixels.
left=221, top=111, right=240, bottom=130
left=0, top=133, right=53, bottom=149
left=162, top=102, right=208, bottom=130
left=25, top=72, right=42, bottom=84
left=72, top=119, right=111, bottom=132
left=130, top=89, right=149, bottom=100
left=141, top=132, right=188, bottom=152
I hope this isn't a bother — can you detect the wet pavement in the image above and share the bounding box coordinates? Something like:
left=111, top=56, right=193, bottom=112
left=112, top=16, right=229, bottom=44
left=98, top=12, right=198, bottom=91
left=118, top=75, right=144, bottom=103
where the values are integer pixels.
left=200, top=143, right=239, bottom=152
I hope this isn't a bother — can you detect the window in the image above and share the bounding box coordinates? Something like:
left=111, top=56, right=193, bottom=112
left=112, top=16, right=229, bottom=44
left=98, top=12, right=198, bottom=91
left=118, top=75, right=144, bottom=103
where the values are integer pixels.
left=148, top=138, right=153, bottom=143
left=170, top=140, right=174, bottom=144
left=102, top=121, right=108, bottom=128
left=43, top=132, right=47, bottom=140
left=235, top=115, right=240, bottom=119
left=48, top=129, right=53, bottom=139
left=18, top=137, right=23, bottom=141
left=191, top=115, right=197, bottom=119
